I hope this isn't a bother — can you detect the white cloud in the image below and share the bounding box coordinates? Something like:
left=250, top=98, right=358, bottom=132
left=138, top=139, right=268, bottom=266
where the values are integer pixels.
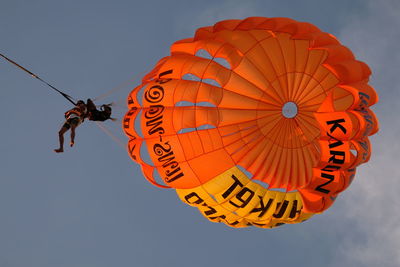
left=331, top=1, right=400, bottom=266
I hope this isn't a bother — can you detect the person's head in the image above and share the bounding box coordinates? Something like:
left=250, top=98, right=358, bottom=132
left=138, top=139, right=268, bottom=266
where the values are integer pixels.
left=76, top=100, right=86, bottom=108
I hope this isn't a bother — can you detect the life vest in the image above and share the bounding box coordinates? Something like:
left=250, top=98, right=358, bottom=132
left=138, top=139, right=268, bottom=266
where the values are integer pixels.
left=64, top=107, right=86, bottom=120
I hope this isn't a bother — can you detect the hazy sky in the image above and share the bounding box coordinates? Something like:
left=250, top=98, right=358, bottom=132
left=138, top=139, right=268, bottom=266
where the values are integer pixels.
left=1, top=0, right=399, bottom=266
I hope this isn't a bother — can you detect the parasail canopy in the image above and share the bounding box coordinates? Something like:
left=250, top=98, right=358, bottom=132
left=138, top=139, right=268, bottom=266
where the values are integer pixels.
left=123, top=17, right=378, bottom=228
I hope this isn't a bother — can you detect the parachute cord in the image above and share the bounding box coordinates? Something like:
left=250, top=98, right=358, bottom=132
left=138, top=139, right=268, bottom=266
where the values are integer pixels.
left=95, top=121, right=126, bottom=149
left=0, top=53, right=77, bottom=105
left=92, top=68, right=150, bottom=102
left=92, top=78, right=135, bottom=102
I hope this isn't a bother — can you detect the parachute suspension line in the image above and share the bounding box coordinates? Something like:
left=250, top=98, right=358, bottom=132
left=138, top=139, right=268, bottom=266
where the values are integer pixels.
left=0, top=53, right=77, bottom=105
left=92, top=78, right=135, bottom=102
left=92, top=68, right=150, bottom=102
left=95, top=121, right=126, bottom=149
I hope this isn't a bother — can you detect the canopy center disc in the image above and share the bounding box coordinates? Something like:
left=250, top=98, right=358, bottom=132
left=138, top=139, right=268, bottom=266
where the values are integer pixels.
left=282, top=102, right=298, bottom=118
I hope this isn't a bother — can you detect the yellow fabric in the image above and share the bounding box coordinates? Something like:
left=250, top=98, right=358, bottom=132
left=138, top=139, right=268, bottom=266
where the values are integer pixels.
left=176, top=166, right=313, bottom=228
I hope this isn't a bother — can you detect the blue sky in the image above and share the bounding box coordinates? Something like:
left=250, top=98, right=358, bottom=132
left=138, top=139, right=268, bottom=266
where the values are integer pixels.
left=1, top=0, right=399, bottom=266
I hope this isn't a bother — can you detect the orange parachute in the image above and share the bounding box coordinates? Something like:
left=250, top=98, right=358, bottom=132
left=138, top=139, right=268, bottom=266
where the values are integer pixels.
left=123, top=17, right=378, bottom=228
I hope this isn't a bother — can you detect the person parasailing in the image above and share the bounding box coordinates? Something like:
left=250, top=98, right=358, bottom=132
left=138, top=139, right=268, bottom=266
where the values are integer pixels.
left=54, top=100, right=87, bottom=153
left=1, top=53, right=116, bottom=153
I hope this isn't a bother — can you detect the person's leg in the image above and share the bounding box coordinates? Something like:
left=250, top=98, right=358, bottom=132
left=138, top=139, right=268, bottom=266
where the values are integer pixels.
left=70, top=124, right=77, bottom=147
left=54, top=126, right=69, bottom=153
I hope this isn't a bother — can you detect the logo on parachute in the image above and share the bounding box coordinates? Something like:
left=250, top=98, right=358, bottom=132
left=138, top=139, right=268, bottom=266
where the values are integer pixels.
left=143, top=70, right=185, bottom=183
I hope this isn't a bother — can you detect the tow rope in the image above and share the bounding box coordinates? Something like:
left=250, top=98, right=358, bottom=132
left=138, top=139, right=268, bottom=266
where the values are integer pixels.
left=1, top=53, right=77, bottom=105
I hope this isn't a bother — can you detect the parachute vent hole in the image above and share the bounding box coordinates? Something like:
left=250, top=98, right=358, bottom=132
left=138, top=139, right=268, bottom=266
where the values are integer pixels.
left=282, top=102, right=298, bottom=118
left=195, top=49, right=231, bottom=69
left=136, top=85, right=146, bottom=106
left=183, top=73, right=201, bottom=82
left=202, top=78, right=221, bottom=87
left=182, top=73, right=221, bottom=88
left=252, top=179, right=270, bottom=188
left=178, top=124, right=216, bottom=134
left=237, top=165, right=253, bottom=179
left=268, top=188, right=288, bottom=193
left=208, top=193, right=218, bottom=202
left=212, top=57, right=231, bottom=69
left=134, top=110, right=144, bottom=138
left=195, top=49, right=213, bottom=59
left=140, top=141, right=155, bottom=166
left=196, top=124, right=216, bottom=130
left=177, top=127, right=196, bottom=134
left=175, top=101, right=216, bottom=108
left=175, top=100, right=195, bottom=107
left=196, top=102, right=217, bottom=107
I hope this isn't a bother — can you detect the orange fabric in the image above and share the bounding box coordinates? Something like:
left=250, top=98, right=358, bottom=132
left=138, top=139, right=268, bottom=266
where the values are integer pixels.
left=123, top=17, right=379, bottom=227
